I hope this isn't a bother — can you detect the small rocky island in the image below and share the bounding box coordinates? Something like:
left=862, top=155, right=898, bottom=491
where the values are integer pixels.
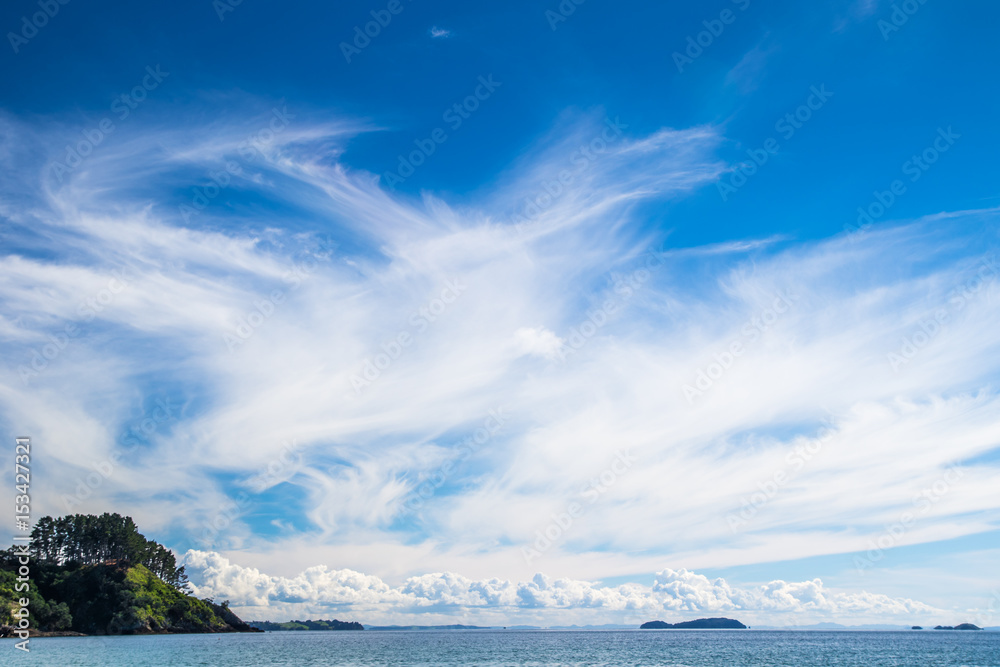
left=640, top=618, right=747, bottom=629
left=933, top=624, right=982, bottom=631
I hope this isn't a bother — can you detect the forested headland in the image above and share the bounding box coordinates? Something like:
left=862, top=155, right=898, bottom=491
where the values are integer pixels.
left=1, top=512, right=258, bottom=636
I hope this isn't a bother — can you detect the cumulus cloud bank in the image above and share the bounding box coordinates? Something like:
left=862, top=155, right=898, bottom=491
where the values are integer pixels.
left=183, top=550, right=936, bottom=624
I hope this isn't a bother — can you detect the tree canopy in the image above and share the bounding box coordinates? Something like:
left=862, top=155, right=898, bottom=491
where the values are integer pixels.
left=28, top=513, right=188, bottom=591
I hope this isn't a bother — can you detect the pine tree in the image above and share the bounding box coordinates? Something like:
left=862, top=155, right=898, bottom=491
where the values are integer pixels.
left=28, top=513, right=189, bottom=591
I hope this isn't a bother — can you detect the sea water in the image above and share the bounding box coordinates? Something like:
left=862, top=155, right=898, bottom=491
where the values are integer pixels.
left=5, top=629, right=999, bottom=666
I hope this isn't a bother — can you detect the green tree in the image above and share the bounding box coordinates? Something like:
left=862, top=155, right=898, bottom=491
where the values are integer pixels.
left=27, top=513, right=188, bottom=592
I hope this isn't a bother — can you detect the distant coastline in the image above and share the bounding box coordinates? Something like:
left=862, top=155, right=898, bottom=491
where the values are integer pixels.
left=367, top=624, right=491, bottom=631
left=249, top=619, right=363, bottom=632
left=640, top=618, right=747, bottom=630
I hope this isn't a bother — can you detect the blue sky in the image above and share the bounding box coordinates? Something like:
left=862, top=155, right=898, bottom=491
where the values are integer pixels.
left=1, top=0, right=999, bottom=626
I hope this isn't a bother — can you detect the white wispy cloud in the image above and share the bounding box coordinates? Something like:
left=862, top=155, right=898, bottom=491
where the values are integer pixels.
left=512, top=327, right=564, bottom=360
left=834, top=0, right=882, bottom=31
left=851, top=0, right=881, bottom=18
left=725, top=37, right=779, bottom=93
left=0, top=102, right=998, bottom=622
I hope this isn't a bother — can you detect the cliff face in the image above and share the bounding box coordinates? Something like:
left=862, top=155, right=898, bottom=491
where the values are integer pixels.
left=1, top=561, right=258, bottom=636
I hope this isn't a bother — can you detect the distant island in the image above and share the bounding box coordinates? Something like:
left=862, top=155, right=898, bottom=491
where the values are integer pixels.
left=0, top=513, right=259, bottom=636
left=934, top=624, right=982, bottom=631
left=251, top=619, right=363, bottom=631
left=640, top=618, right=747, bottom=629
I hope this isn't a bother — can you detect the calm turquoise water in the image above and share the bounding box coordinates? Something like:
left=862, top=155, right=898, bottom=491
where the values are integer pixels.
left=4, top=630, right=999, bottom=666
